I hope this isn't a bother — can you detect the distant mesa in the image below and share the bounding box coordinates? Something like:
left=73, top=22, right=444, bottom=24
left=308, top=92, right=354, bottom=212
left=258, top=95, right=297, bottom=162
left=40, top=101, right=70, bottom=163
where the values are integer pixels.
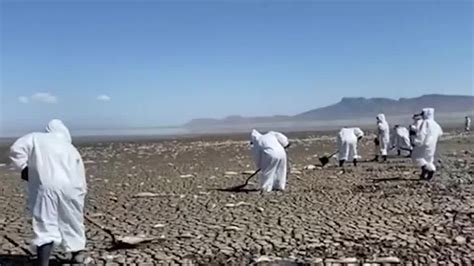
left=184, top=94, right=474, bottom=128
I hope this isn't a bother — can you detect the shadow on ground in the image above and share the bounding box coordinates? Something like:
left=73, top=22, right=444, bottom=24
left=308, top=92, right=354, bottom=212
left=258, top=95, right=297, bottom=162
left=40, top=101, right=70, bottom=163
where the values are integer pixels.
left=0, top=254, right=67, bottom=266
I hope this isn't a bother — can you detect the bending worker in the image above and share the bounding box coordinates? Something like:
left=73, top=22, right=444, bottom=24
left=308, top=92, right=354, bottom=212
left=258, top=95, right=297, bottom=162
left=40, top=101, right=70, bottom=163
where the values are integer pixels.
left=412, top=108, right=443, bottom=180
left=250, top=129, right=289, bottom=192
left=9, top=120, right=87, bottom=265
left=391, top=125, right=412, bottom=156
left=337, top=127, right=364, bottom=167
left=375, top=113, right=390, bottom=162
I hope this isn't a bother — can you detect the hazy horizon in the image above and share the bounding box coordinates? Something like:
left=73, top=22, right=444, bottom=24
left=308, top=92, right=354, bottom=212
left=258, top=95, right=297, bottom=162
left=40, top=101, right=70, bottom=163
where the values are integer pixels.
left=1, top=1, right=472, bottom=136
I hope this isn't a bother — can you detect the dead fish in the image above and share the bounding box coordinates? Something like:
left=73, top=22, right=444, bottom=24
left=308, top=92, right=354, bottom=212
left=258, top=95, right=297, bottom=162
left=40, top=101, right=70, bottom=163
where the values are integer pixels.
left=153, top=224, right=166, bottom=228
left=224, top=171, right=239, bottom=176
left=224, top=226, right=242, bottom=231
left=225, top=201, right=251, bottom=208
left=133, top=192, right=159, bottom=198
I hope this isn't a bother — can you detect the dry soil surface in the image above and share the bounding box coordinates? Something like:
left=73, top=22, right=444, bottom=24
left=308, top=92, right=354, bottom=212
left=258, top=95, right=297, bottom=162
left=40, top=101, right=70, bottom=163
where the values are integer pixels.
left=0, top=131, right=473, bottom=265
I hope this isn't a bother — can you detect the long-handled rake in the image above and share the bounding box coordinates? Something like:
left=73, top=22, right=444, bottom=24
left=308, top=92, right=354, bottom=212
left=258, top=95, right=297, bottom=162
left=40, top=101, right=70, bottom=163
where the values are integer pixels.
left=217, top=169, right=261, bottom=192
left=318, top=150, right=339, bottom=167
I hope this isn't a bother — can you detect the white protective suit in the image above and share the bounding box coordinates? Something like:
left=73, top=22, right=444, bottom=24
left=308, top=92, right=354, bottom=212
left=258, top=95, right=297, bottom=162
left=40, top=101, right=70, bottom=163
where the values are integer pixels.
left=337, top=127, right=364, bottom=161
left=409, top=116, right=423, bottom=146
left=10, top=120, right=87, bottom=252
left=391, top=126, right=412, bottom=154
left=251, top=130, right=288, bottom=192
left=466, top=117, right=471, bottom=131
left=411, top=108, right=443, bottom=171
left=376, top=114, right=390, bottom=156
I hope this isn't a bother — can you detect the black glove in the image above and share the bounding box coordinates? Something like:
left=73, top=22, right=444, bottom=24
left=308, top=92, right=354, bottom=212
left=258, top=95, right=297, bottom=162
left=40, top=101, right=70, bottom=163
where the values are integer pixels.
left=21, top=167, right=29, bottom=181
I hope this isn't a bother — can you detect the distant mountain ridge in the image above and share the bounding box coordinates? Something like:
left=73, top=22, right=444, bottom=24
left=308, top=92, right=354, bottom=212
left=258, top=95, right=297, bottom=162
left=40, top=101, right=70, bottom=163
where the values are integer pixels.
left=185, top=94, right=474, bottom=127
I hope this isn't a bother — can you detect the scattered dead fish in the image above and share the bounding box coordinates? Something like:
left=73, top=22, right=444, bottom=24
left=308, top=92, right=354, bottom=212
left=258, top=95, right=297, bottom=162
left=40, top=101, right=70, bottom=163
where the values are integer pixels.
left=88, top=213, right=105, bottom=218
left=225, top=201, right=251, bottom=208
left=180, top=174, right=194, bottom=178
left=253, top=256, right=272, bottom=263
left=153, top=224, right=166, bottom=228
left=178, top=233, right=193, bottom=239
left=224, top=226, right=242, bottom=232
left=225, top=171, right=239, bottom=176
left=133, top=192, right=159, bottom=198
left=116, top=235, right=161, bottom=246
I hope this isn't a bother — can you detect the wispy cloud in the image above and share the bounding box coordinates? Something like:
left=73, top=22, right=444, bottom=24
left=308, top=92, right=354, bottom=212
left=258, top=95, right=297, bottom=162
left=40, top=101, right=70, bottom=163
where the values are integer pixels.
left=18, top=96, right=29, bottom=104
left=30, top=92, right=58, bottom=104
left=96, top=94, right=111, bottom=102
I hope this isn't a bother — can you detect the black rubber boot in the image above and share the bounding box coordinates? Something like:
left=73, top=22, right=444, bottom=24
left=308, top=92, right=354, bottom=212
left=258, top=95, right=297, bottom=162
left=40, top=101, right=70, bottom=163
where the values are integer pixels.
left=426, top=170, right=435, bottom=180
left=339, top=160, right=345, bottom=167
left=420, top=166, right=428, bottom=179
left=37, top=242, right=54, bottom=266
left=353, top=159, right=357, bottom=167
left=382, top=155, right=387, bottom=162
left=397, top=150, right=401, bottom=156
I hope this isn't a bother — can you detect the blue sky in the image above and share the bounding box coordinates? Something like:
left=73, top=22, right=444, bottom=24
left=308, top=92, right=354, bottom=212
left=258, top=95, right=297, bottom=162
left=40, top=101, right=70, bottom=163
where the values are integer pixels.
left=1, top=0, right=472, bottom=135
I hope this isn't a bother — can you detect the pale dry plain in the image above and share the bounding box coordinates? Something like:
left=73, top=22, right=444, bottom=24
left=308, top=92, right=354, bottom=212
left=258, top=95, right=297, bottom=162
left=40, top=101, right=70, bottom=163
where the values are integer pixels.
left=0, top=130, right=473, bottom=265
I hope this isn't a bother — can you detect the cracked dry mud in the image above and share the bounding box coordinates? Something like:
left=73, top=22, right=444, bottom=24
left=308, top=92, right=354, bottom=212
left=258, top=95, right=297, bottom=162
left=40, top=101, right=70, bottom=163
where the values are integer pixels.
left=0, top=130, right=473, bottom=265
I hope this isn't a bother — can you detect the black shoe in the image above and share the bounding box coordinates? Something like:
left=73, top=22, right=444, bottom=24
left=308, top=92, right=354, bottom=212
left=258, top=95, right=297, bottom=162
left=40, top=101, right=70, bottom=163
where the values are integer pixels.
left=37, top=242, right=54, bottom=266
left=420, top=166, right=428, bottom=179
left=353, top=159, right=357, bottom=167
left=339, top=160, right=345, bottom=167
left=397, top=150, right=401, bottom=156
left=382, top=155, right=387, bottom=162
left=426, top=170, right=435, bottom=180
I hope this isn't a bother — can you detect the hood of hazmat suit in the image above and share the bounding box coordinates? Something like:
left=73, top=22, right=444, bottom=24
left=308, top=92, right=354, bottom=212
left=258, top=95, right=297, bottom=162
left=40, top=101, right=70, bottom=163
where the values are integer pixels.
left=352, top=127, right=364, bottom=139
left=376, top=113, right=390, bottom=155
left=412, top=108, right=443, bottom=171
left=45, top=119, right=72, bottom=143
left=9, top=119, right=87, bottom=252
left=268, top=131, right=290, bottom=148
left=250, top=130, right=288, bottom=192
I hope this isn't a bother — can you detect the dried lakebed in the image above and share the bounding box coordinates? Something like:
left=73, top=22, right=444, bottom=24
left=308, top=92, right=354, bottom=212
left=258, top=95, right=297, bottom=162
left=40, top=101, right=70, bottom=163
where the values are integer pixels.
left=0, top=131, right=473, bottom=265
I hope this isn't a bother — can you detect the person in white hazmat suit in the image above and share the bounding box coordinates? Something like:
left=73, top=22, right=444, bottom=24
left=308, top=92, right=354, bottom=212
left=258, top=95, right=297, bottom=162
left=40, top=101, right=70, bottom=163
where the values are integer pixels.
left=391, top=125, right=412, bottom=156
left=9, top=120, right=87, bottom=265
left=337, top=127, right=364, bottom=167
left=409, top=113, right=423, bottom=147
left=411, top=108, right=443, bottom=180
left=250, top=130, right=289, bottom=192
left=466, top=116, right=471, bottom=132
left=375, top=113, right=390, bottom=162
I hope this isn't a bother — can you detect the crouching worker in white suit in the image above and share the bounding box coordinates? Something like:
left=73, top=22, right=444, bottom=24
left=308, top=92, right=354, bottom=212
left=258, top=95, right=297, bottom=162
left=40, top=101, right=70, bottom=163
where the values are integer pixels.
left=337, top=127, right=364, bottom=167
left=9, top=120, right=87, bottom=265
left=251, top=130, right=289, bottom=192
left=411, top=108, right=443, bottom=180
left=391, top=125, right=412, bottom=156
